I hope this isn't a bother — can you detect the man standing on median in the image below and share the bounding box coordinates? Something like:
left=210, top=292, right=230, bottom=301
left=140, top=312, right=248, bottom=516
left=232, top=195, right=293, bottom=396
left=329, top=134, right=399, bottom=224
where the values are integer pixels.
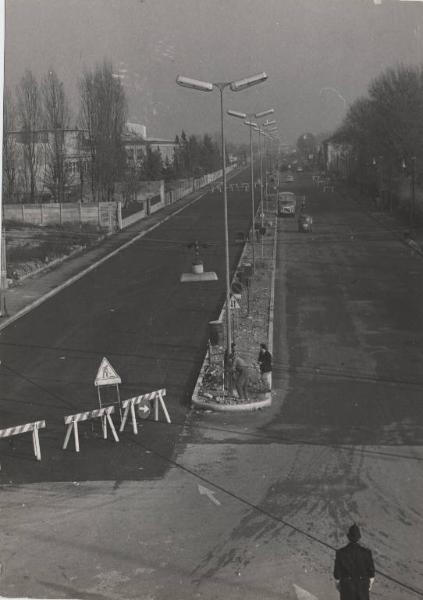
left=258, top=343, right=272, bottom=391
left=334, top=524, right=375, bottom=600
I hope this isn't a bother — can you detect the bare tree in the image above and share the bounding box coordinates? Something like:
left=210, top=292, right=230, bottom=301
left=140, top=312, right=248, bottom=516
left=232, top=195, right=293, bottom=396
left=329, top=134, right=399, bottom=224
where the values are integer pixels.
left=41, top=69, right=71, bottom=202
left=79, top=61, right=127, bottom=201
left=16, top=69, right=42, bottom=202
left=2, top=87, right=17, bottom=202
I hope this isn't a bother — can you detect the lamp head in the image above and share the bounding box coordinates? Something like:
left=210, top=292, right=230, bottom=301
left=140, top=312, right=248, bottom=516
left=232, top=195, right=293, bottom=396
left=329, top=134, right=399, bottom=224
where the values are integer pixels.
left=227, top=109, right=247, bottom=119
left=255, top=108, right=274, bottom=119
left=230, top=72, right=268, bottom=92
left=176, top=75, right=214, bottom=92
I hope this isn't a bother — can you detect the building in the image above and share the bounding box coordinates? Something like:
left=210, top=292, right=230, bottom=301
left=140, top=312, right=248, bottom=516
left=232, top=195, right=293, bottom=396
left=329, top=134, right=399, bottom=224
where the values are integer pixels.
left=7, top=128, right=91, bottom=202
left=5, top=122, right=177, bottom=203
left=123, top=122, right=177, bottom=167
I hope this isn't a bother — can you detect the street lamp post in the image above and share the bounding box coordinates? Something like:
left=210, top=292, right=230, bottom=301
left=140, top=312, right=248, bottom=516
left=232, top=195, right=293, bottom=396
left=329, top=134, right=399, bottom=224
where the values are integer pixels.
left=227, top=108, right=274, bottom=273
left=176, top=72, right=268, bottom=354
left=262, top=121, right=277, bottom=212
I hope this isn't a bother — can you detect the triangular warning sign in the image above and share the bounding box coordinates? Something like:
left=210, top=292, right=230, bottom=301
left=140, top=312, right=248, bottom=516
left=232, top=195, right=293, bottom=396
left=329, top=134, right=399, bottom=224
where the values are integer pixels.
left=95, top=357, right=121, bottom=387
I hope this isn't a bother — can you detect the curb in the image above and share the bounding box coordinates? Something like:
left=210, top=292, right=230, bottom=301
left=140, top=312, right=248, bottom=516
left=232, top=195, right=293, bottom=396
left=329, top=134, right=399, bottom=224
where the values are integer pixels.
left=0, top=187, right=211, bottom=333
left=267, top=207, right=278, bottom=354
left=192, top=393, right=272, bottom=412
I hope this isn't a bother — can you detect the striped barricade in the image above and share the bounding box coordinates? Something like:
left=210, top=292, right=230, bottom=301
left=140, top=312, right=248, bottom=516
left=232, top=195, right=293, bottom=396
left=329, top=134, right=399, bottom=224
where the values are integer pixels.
left=0, top=420, right=46, bottom=461
left=120, top=389, right=170, bottom=434
left=62, top=406, right=119, bottom=453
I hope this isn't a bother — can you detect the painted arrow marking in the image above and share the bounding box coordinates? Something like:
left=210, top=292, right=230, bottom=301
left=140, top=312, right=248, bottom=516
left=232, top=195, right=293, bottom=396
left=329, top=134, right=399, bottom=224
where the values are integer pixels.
left=293, top=584, right=319, bottom=600
left=198, top=484, right=221, bottom=506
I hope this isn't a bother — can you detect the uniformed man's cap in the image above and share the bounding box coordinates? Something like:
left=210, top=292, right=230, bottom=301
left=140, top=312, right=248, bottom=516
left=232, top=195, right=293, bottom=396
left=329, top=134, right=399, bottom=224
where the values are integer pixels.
left=347, top=524, right=361, bottom=542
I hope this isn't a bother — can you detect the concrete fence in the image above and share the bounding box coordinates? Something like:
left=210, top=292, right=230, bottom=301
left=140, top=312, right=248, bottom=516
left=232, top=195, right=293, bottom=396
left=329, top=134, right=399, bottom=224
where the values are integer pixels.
left=3, top=201, right=121, bottom=232
left=3, top=165, right=237, bottom=232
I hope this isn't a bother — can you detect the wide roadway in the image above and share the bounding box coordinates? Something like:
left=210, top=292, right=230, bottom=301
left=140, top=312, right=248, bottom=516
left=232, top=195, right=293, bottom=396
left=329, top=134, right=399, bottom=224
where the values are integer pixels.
left=2, top=173, right=423, bottom=600
left=0, top=168, right=256, bottom=483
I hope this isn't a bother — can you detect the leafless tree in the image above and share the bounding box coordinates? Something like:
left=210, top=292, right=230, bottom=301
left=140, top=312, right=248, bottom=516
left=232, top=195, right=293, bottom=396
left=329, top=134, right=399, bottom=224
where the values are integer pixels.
left=16, top=69, right=42, bottom=202
left=41, top=69, right=71, bottom=202
left=2, top=87, right=17, bottom=202
left=79, top=61, right=127, bottom=201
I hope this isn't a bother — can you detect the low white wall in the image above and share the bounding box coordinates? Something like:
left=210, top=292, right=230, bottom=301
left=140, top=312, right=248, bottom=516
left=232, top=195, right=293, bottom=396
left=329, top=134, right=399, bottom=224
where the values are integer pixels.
left=121, top=166, right=237, bottom=229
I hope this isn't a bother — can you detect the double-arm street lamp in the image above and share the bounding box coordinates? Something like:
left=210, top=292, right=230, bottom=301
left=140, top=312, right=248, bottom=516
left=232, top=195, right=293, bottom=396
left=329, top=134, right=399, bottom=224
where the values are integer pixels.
left=254, top=123, right=278, bottom=247
left=227, top=108, right=274, bottom=273
left=176, top=72, right=268, bottom=353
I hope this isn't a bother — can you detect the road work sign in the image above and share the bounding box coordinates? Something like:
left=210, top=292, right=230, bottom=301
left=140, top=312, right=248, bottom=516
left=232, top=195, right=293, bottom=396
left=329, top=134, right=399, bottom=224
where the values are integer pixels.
left=94, top=357, right=122, bottom=419
left=95, top=357, right=121, bottom=387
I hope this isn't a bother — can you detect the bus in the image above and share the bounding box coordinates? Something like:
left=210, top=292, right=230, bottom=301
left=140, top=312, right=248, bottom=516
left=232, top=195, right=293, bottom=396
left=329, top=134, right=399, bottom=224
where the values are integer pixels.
left=277, top=191, right=296, bottom=217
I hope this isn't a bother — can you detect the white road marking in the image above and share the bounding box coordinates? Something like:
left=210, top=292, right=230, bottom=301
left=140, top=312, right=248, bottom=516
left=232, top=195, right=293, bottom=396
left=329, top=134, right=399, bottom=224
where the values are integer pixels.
left=293, top=584, right=319, bottom=600
left=197, top=484, right=221, bottom=506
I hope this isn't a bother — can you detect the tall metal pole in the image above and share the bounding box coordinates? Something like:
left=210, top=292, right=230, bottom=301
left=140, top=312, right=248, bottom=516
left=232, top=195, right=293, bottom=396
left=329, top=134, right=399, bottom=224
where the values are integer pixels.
left=258, top=128, right=264, bottom=258
left=249, top=124, right=255, bottom=273
left=219, top=86, right=232, bottom=353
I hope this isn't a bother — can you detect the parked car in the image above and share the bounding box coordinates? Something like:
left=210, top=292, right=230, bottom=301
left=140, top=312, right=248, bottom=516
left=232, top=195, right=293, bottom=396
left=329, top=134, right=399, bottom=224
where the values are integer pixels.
left=298, top=213, right=313, bottom=232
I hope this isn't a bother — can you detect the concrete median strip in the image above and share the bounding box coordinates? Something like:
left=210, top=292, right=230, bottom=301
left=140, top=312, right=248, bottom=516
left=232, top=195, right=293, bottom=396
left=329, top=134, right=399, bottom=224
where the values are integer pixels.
left=192, top=204, right=278, bottom=411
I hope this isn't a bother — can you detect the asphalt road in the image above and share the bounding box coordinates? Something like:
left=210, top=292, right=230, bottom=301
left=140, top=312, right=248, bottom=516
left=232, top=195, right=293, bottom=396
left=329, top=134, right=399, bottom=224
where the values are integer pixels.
left=0, top=169, right=257, bottom=483
left=1, top=172, right=423, bottom=600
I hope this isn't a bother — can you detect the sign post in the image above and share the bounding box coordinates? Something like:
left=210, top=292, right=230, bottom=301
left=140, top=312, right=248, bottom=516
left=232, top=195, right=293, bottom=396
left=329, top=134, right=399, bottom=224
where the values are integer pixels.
left=94, top=357, right=122, bottom=421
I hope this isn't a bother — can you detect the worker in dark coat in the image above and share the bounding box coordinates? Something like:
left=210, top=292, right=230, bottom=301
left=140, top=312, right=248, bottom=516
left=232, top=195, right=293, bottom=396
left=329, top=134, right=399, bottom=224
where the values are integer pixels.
left=334, top=524, right=375, bottom=600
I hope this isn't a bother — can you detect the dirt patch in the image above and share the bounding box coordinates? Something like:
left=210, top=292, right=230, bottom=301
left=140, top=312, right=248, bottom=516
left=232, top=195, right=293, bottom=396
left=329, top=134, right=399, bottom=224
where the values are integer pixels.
left=5, top=223, right=107, bottom=283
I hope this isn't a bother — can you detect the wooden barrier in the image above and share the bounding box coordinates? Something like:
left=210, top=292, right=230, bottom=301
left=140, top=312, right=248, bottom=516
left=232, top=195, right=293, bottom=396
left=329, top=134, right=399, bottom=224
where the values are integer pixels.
left=62, top=406, right=119, bottom=453
left=0, top=420, right=46, bottom=461
left=120, top=389, right=170, bottom=434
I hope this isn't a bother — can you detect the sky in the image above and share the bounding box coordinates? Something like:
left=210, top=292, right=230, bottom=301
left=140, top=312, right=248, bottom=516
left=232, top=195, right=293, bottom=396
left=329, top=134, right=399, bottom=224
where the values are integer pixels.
left=4, top=0, right=423, bottom=145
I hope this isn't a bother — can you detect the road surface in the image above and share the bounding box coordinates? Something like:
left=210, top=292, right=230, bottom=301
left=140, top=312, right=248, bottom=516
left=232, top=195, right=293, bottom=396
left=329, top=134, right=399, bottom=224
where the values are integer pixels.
left=1, top=173, right=422, bottom=599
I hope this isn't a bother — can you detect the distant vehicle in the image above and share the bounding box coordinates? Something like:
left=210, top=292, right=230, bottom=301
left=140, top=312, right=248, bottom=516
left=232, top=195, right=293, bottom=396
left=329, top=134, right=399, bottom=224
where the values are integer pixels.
left=277, top=191, right=296, bottom=217
left=298, top=213, right=313, bottom=232
left=284, top=174, right=295, bottom=183
left=296, top=166, right=303, bottom=172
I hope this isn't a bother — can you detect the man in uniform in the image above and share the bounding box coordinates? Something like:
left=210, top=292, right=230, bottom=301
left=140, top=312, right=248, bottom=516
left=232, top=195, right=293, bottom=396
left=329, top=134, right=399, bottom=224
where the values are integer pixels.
left=334, top=524, right=375, bottom=600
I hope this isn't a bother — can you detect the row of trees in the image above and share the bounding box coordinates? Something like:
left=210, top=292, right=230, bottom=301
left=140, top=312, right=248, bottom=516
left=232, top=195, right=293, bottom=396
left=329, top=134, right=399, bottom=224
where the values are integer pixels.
left=332, top=64, right=423, bottom=197
left=3, top=69, right=73, bottom=203
left=3, top=62, right=127, bottom=203
left=3, top=61, right=224, bottom=204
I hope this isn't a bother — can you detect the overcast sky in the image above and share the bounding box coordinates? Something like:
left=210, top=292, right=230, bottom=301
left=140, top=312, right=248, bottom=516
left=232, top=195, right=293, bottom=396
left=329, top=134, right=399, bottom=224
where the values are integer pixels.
left=5, top=0, right=423, bottom=144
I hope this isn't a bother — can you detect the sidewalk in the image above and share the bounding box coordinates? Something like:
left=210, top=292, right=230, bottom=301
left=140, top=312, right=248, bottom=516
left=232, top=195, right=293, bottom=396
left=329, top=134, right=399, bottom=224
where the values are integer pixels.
left=192, top=200, right=277, bottom=412
left=0, top=185, right=216, bottom=333
left=339, top=182, right=423, bottom=257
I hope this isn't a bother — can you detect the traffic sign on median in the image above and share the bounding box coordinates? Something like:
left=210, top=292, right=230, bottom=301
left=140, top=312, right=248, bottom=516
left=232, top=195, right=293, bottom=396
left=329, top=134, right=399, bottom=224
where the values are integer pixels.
left=229, top=295, right=241, bottom=310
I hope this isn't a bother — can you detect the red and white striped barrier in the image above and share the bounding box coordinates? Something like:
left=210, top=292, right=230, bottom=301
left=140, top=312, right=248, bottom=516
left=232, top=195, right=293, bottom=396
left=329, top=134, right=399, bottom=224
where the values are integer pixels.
left=0, top=420, right=46, bottom=461
left=120, top=389, right=170, bottom=434
left=62, top=406, right=119, bottom=453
